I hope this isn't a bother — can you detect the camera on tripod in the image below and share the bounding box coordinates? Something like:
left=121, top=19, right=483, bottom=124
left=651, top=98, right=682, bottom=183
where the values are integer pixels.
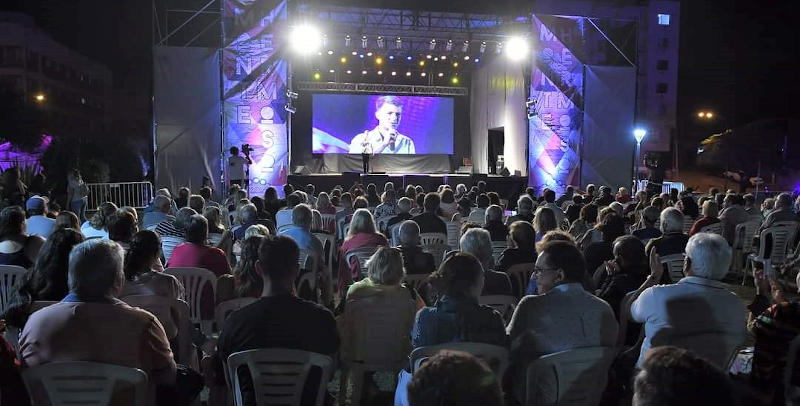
left=241, top=143, right=253, bottom=157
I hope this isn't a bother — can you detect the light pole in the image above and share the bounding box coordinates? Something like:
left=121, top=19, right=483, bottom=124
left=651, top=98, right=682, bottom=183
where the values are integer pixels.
left=633, top=128, right=647, bottom=193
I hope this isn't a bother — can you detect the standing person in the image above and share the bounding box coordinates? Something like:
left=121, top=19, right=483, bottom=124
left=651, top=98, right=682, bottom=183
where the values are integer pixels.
left=228, top=146, right=251, bottom=188
left=66, top=169, right=88, bottom=223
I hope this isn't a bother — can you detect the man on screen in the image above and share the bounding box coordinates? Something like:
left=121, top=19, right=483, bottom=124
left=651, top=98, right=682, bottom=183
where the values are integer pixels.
left=349, top=96, right=416, bottom=154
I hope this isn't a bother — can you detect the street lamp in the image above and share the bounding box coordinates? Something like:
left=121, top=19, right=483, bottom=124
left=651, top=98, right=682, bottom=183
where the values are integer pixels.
left=34, top=93, right=45, bottom=102
left=633, top=128, right=647, bottom=192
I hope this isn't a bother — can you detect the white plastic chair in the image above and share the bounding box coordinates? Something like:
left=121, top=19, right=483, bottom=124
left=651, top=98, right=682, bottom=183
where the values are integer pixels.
left=23, top=361, right=148, bottom=406
left=491, top=241, right=508, bottom=264
left=747, top=223, right=799, bottom=280
left=419, top=232, right=447, bottom=246
left=682, top=216, right=695, bottom=234
left=467, top=209, right=486, bottom=225
left=376, top=216, right=392, bottom=233
left=121, top=295, right=195, bottom=368
left=698, top=222, right=724, bottom=236
left=320, top=214, right=336, bottom=234
left=164, top=267, right=217, bottom=336
left=478, top=295, right=518, bottom=325
left=409, top=342, right=509, bottom=380
left=660, top=254, right=686, bottom=283
left=0, top=264, right=26, bottom=315
left=731, top=220, right=760, bottom=276
left=523, top=346, right=618, bottom=406
left=297, top=250, right=320, bottom=303
left=506, top=262, right=534, bottom=299
left=445, top=221, right=461, bottom=250
left=344, top=246, right=379, bottom=280
left=339, top=294, right=416, bottom=406
left=226, top=349, right=334, bottom=406
left=160, top=236, right=185, bottom=264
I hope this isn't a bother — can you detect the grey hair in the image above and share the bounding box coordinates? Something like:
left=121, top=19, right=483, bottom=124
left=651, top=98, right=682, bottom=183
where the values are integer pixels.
left=776, top=193, right=792, bottom=209
left=347, top=208, right=377, bottom=238
left=456, top=184, right=467, bottom=194
left=517, top=195, right=534, bottom=215
left=154, top=195, right=171, bottom=212
left=398, top=220, right=420, bottom=246
left=155, top=188, right=172, bottom=198
left=660, top=207, right=684, bottom=233
left=244, top=224, right=270, bottom=238
left=68, top=239, right=124, bottom=298
left=240, top=203, right=258, bottom=223
left=485, top=205, right=503, bottom=222
left=609, top=202, right=624, bottom=217
left=685, top=233, right=731, bottom=280
left=397, top=197, right=413, bottom=213
left=460, top=228, right=494, bottom=271
left=316, top=192, right=330, bottom=208
left=175, top=207, right=197, bottom=230
left=642, top=206, right=660, bottom=226
left=292, top=204, right=313, bottom=229
left=311, top=209, right=322, bottom=230
left=366, top=247, right=405, bottom=285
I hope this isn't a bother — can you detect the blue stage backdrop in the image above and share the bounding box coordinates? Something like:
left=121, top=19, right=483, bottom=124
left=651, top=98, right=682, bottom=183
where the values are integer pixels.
left=312, top=94, right=454, bottom=155
left=221, top=0, right=288, bottom=197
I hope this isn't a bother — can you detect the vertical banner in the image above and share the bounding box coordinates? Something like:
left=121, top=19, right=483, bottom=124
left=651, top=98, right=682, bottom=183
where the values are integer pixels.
left=528, top=15, right=584, bottom=193
left=222, top=0, right=289, bottom=198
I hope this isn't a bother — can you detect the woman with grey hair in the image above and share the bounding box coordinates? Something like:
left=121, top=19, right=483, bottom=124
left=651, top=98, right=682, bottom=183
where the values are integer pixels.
left=645, top=207, right=689, bottom=264
left=460, top=228, right=512, bottom=295
left=337, top=208, right=389, bottom=295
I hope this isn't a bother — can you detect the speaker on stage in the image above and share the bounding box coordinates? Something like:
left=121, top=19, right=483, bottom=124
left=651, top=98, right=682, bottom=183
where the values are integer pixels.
left=292, top=166, right=310, bottom=175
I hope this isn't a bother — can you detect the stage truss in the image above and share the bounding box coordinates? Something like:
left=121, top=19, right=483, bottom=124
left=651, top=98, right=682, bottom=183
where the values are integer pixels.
left=295, top=81, right=468, bottom=96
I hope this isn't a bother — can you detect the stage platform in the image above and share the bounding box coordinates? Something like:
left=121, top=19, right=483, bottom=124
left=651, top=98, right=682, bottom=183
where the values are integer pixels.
left=287, top=173, right=528, bottom=203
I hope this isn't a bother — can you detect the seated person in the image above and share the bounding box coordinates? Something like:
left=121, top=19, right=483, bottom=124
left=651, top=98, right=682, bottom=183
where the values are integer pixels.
left=155, top=206, right=196, bottom=239
left=632, top=206, right=663, bottom=243
left=630, top=233, right=746, bottom=367
left=386, top=197, right=414, bottom=235
left=374, top=189, right=399, bottom=220
left=646, top=208, right=689, bottom=259
left=395, top=253, right=507, bottom=406
left=533, top=207, right=558, bottom=242
left=412, top=193, right=448, bottom=235
left=337, top=209, right=389, bottom=295
left=167, top=215, right=231, bottom=276
left=143, top=195, right=174, bottom=230
left=24, top=196, right=55, bottom=239
left=216, top=236, right=264, bottom=303
left=120, top=230, right=182, bottom=300
left=496, top=221, right=537, bottom=274
left=689, top=200, right=721, bottom=237
left=274, top=192, right=302, bottom=231
left=217, top=235, right=339, bottom=406
left=398, top=221, right=436, bottom=276
left=19, top=239, right=178, bottom=402
left=0, top=206, right=45, bottom=268
left=506, top=195, right=535, bottom=225
left=81, top=201, right=118, bottom=239
left=460, top=228, right=512, bottom=296
left=407, top=352, right=504, bottom=406
left=483, top=205, right=508, bottom=241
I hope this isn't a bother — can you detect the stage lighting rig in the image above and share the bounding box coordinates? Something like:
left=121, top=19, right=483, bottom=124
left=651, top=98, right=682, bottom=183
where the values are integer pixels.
left=429, top=39, right=437, bottom=51
left=446, top=40, right=454, bottom=51
left=345, top=34, right=351, bottom=47
left=361, top=35, right=368, bottom=48
left=285, top=103, right=296, bottom=114
left=506, top=36, right=529, bottom=61
left=395, top=37, right=402, bottom=49
left=526, top=97, right=537, bottom=119
left=461, top=40, right=469, bottom=53
left=286, top=90, right=299, bottom=99
left=480, top=41, right=487, bottom=53
left=496, top=42, right=503, bottom=54
left=289, top=24, right=322, bottom=55
left=377, top=36, right=385, bottom=49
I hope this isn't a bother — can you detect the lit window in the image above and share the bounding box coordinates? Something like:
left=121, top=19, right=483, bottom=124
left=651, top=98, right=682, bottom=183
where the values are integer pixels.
left=657, top=14, right=670, bottom=26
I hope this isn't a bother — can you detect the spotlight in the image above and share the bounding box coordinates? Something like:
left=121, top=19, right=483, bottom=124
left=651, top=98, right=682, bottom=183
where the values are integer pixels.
left=359, top=54, right=364, bottom=59
left=289, top=24, right=322, bottom=55
left=377, top=36, right=385, bottom=49
left=340, top=56, right=347, bottom=64
left=446, top=40, right=454, bottom=51
left=345, top=34, right=351, bottom=47
left=440, top=55, right=447, bottom=60
left=474, top=58, right=480, bottom=63
left=285, top=104, right=296, bottom=114
left=453, top=62, right=459, bottom=67
left=421, top=72, right=427, bottom=77
left=451, top=76, right=459, bottom=85
left=346, top=70, right=352, bottom=74
left=391, top=71, right=397, bottom=76
left=377, top=70, right=383, bottom=75
left=461, top=40, right=469, bottom=53
left=496, top=42, right=503, bottom=54
left=426, top=54, right=432, bottom=59
left=480, top=41, right=487, bottom=53
left=506, top=36, right=528, bottom=60
left=327, top=50, right=334, bottom=55
left=633, top=128, right=647, bottom=143
left=328, top=69, right=335, bottom=73
left=434, top=57, right=439, bottom=62
left=419, top=60, right=425, bottom=67
left=429, top=39, right=436, bottom=51
left=525, top=98, right=536, bottom=108
left=362, top=70, right=367, bottom=75
left=463, top=55, right=470, bottom=60
left=351, top=51, right=357, bottom=55
left=375, top=57, right=383, bottom=65
left=286, top=90, right=299, bottom=99
left=395, top=37, right=402, bottom=49
left=406, top=55, right=412, bottom=61
left=438, top=72, right=444, bottom=77
left=406, top=71, right=412, bottom=76
left=367, top=52, right=373, bottom=57
left=361, top=35, right=368, bottom=48
left=313, top=72, right=321, bottom=80
left=388, top=55, right=394, bottom=60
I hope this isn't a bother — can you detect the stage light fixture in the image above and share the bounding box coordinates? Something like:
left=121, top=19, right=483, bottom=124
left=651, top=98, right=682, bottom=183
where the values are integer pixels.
left=377, top=36, right=385, bottom=49
left=377, top=70, right=383, bottom=75
left=474, top=58, right=480, bottom=63
left=327, top=50, right=334, bottom=55
left=388, top=55, right=394, bottom=60
left=345, top=34, right=351, bottom=47
left=289, top=24, right=322, bottom=55
left=346, top=70, right=352, bottom=74
left=322, top=34, right=328, bottom=48
left=461, top=40, right=469, bottom=53
left=421, top=72, right=427, bottom=77
left=480, top=41, right=487, bottom=53
left=633, top=128, right=647, bottom=143
left=396, top=37, right=402, bottom=49
left=391, top=71, right=397, bottom=76
left=375, top=57, right=383, bottom=65
left=434, top=57, right=439, bottom=62
left=361, top=35, right=368, bottom=48
left=438, top=72, right=444, bottom=77
left=419, top=60, right=425, bottom=67
left=496, top=42, right=503, bottom=54
left=429, top=39, right=436, bottom=51
left=406, top=71, right=412, bottom=76
left=351, top=51, right=357, bottom=55
left=453, top=62, right=459, bottom=67
left=362, top=70, right=367, bottom=75
left=313, top=72, right=321, bottom=80
left=506, top=36, right=529, bottom=61
left=440, top=55, right=447, bottom=60
left=286, top=90, right=299, bottom=99
left=340, top=56, right=347, bottom=64
left=426, top=54, right=432, bottom=59
left=525, top=99, right=536, bottom=108
left=328, top=69, right=335, bottom=73
left=446, top=40, right=454, bottom=51
left=359, top=54, right=365, bottom=59
left=284, top=104, right=296, bottom=114
left=367, top=52, right=373, bottom=57
left=463, top=55, right=470, bottom=61
left=706, top=112, right=714, bottom=118
left=451, top=76, right=459, bottom=85
left=697, top=112, right=705, bottom=118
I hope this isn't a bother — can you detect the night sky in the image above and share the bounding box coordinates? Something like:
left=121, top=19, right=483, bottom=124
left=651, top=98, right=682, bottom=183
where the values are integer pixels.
left=2, top=0, right=797, bottom=148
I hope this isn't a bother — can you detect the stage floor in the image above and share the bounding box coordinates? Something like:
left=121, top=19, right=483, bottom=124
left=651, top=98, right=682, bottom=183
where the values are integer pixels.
left=287, top=173, right=528, bottom=201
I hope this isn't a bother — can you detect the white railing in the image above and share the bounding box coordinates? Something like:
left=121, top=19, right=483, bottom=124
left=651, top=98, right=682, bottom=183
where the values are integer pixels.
left=86, top=182, right=154, bottom=210
left=636, top=180, right=685, bottom=195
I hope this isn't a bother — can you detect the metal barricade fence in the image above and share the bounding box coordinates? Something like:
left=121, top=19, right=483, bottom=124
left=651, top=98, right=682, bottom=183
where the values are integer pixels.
left=86, top=182, right=154, bottom=212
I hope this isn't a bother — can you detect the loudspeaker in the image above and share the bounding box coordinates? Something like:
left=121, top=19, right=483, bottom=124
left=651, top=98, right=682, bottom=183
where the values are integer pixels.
left=456, top=165, right=474, bottom=174
left=499, top=167, right=510, bottom=177
left=292, top=166, right=310, bottom=175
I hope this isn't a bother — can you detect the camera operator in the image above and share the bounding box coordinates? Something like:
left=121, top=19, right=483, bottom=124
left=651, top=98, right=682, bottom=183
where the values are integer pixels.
left=228, top=146, right=252, bottom=188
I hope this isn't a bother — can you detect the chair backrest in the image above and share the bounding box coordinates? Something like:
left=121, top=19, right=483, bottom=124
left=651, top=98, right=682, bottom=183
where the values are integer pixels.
left=421, top=242, right=449, bottom=269
left=297, top=250, right=320, bottom=303
left=409, top=342, right=509, bottom=380
left=215, top=297, right=258, bottom=332
left=320, top=214, right=336, bottom=234
left=376, top=216, right=391, bottom=233
left=734, top=220, right=761, bottom=253
left=23, top=361, right=148, bottom=406
left=758, top=223, right=798, bottom=263
left=343, top=294, right=416, bottom=367
left=344, top=247, right=379, bottom=280
left=661, top=332, right=742, bottom=370
left=467, top=210, right=486, bottom=225
left=445, top=221, right=461, bottom=250
left=478, top=295, right=518, bottom=325
left=660, top=254, right=686, bottom=283
left=160, top=236, right=185, bottom=264
left=491, top=241, right=508, bottom=264
left=506, top=263, right=534, bottom=299
left=163, top=267, right=217, bottom=329
left=0, top=264, right=26, bottom=315
left=698, top=222, right=724, bottom=235
left=419, top=232, right=447, bottom=246
left=525, top=346, right=618, bottom=406
left=226, top=349, right=334, bottom=406
left=682, top=216, right=695, bottom=234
